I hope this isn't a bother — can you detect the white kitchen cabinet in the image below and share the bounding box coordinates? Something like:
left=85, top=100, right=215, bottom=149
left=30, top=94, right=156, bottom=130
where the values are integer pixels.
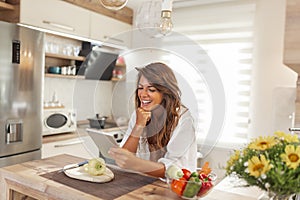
left=41, top=136, right=99, bottom=159
left=20, top=0, right=90, bottom=38
left=90, top=11, right=132, bottom=47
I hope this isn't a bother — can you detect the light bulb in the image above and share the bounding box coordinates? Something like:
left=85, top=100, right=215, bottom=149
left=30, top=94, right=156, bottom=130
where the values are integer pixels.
left=160, top=10, right=173, bottom=35
left=99, top=0, right=128, bottom=11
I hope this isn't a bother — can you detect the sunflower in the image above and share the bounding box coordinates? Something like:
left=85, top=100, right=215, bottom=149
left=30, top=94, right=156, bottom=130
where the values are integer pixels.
left=275, top=131, right=299, bottom=143
left=248, top=136, right=277, bottom=151
left=280, top=145, right=300, bottom=169
left=226, top=150, right=240, bottom=169
left=248, top=155, right=272, bottom=178
left=226, top=131, right=300, bottom=195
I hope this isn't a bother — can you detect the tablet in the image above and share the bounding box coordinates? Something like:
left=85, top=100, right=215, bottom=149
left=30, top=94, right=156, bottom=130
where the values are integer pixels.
left=86, top=128, right=119, bottom=160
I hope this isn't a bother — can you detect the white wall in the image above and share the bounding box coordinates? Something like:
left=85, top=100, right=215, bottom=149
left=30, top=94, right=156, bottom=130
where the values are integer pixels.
left=249, top=0, right=297, bottom=138
left=197, top=0, right=298, bottom=179
left=44, top=77, right=113, bottom=121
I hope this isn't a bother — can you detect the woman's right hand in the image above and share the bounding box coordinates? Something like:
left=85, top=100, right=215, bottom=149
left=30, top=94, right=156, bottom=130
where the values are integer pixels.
left=136, top=107, right=151, bottom=127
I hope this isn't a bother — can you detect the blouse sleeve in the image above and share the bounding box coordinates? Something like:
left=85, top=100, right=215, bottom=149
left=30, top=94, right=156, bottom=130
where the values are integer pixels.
left=158, top=110, right=198, bottom=171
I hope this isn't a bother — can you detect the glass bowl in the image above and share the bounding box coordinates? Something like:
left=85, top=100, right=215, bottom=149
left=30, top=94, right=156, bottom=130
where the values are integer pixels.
left=166, top=172, right=217, bottom=199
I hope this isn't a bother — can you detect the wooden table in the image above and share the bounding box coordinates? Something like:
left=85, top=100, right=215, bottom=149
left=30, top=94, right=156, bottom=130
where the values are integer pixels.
left=0, top=154, right=263, bottom=200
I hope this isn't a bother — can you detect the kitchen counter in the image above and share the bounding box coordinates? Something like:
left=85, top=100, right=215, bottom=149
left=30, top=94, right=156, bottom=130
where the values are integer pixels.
left=42, top=125, right=127, bottom=144
left=0, top=154, right=264, bottom=200
left=0, top=154, right=178, bottom=200
left=41, top=124, right=128, bottom=162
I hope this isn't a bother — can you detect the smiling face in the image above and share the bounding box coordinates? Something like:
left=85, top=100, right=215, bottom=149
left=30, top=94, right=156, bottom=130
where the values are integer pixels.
left=137, top=75, right=163, bottom=111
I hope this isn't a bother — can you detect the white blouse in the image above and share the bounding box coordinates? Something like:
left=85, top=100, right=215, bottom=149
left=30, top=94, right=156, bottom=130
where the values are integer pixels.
left=120, top=108, right=197, bottom=172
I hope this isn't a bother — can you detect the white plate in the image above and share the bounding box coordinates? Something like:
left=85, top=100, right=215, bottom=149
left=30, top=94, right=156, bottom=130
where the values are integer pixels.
left=63, top=164, right=114, bottom=183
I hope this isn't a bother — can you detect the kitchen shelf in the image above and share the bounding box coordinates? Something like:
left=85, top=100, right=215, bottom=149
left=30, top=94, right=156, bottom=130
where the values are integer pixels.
left=111, top=77, right=122, bottom=82
left=45, top=73, right=84, bottom=79
left=46, top=74, right=127, bottom=81
left=115, top=63, right=126, bottom=68
left=43, top=106, right=65, bottom=109
left=0, top=1, right=15, bottom=11
left=45, top=53, right=85, bottom=61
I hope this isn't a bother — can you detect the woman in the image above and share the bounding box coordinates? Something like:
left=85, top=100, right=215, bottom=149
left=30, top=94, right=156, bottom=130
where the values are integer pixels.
left=109, top=62, right=197, bottom=178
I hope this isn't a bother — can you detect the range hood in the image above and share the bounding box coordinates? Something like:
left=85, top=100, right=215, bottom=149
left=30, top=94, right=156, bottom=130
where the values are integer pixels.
left=78, top=45, right=118, bottom=80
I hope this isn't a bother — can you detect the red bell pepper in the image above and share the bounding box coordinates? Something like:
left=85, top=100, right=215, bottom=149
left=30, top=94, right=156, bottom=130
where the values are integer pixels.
left=181, top=168, right=192, bottom=180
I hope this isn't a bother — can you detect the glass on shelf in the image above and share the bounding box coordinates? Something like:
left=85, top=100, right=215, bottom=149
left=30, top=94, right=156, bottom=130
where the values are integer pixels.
left=73, top=46, right=81, bottom=56
left=46, top=42, right=59, bottom=54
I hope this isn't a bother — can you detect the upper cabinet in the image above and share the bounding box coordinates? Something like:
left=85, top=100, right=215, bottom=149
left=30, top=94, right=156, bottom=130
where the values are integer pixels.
left=20, top=0, right=90, bottom=38
left=90, top=11, right=132, bottom=47
left=284, top=0, right=300, bottom=74
left=0, top=0, right=133, bottom=48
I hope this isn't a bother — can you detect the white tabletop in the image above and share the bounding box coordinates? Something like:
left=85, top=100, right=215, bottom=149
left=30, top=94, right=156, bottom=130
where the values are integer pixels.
left=203, top=176, right=265, bottom=200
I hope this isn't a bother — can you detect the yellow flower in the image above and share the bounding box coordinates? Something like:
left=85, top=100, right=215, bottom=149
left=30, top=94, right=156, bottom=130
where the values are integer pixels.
left=248, top=136, right=277, bottom=150
left=227, top=150, right=240, bottom=168
left=281, top=145, right=300, bottom=169
left=275, top=131, right=299, bottom=143
left=248, top=155, right=272, bottom=178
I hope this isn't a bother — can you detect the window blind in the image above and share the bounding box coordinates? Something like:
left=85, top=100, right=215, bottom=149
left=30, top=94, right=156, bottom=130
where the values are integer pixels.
left=172, top=0, right=256, bottom=139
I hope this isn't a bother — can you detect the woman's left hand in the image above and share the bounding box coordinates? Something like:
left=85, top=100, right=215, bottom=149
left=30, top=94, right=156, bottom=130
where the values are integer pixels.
left=108, top=147, right=140, bottom=171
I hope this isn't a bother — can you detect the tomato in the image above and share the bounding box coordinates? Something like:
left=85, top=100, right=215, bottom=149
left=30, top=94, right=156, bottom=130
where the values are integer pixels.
left=171, top=177, right=187, bottom=196
left=199, top=173, right=207, bottom=180
left=181, top=168, right=192, bottom=180
left=197, top=179, right=213, bottom=196
left=199, top=173, right=212, bottom=181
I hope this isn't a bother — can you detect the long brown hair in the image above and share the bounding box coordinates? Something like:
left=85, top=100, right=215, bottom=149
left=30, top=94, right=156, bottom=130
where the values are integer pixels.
left=135, top=62, right=182, bottom=152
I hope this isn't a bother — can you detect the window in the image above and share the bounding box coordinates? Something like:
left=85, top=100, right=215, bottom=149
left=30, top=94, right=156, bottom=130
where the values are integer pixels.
left=172, top=0, right=255, bottom=140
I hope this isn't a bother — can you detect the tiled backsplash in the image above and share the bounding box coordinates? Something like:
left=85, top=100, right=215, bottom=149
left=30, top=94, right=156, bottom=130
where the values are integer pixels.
left=44, top=77, right=113, bottom=121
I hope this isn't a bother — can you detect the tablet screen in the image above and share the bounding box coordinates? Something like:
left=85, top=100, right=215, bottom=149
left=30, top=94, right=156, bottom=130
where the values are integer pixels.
left=86, top=128, right=119, bottom=160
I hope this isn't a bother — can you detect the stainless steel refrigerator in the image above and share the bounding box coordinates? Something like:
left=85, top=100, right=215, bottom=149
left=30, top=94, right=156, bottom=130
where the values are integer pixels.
left=0, top=21, right=44, bottom=167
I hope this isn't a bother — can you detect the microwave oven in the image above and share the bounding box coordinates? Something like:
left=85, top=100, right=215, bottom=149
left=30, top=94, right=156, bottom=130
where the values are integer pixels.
left=42, top=108, right=77, bottom=136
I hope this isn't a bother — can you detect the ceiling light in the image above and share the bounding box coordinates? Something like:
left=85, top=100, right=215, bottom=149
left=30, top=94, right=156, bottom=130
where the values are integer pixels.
left=99, top=0, right=128, bottom=11
left=160, top=0, right=174, bottom=35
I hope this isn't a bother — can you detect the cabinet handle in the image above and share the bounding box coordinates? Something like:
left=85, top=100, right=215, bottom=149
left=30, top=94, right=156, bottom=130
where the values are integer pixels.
left=43, top=20, right=75, bottom=31
left=103, top=35, right=124, bottom=43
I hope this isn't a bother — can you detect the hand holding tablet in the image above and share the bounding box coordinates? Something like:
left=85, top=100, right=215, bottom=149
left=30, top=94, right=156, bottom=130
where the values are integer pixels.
left=86, top=128, right=120, bottom=160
